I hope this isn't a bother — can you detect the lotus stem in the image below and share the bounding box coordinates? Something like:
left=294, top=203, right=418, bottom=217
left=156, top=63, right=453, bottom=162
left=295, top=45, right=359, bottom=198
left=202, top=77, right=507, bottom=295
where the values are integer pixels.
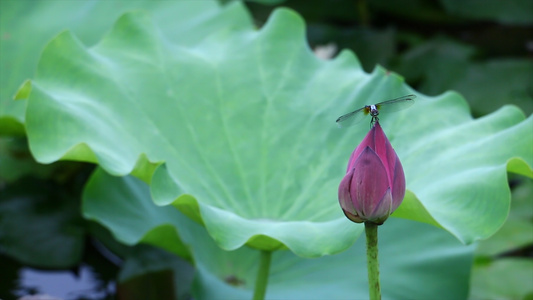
left=252, top=250, right=272, bottom=300
left=365, top=222, right=381, bottom=300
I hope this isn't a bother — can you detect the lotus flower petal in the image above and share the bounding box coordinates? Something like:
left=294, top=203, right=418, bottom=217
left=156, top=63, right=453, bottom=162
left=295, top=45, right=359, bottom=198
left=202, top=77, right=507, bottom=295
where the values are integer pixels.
left=339, top=122, right=406, bottom=224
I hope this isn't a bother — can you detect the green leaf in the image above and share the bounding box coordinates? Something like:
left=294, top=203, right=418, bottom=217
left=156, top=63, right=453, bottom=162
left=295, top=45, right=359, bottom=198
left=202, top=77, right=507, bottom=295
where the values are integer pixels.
left=448, top=59, right=533, bottom=117
left=309, top=26, right=397, bottom=73
left=84, top=169, right=475, bottom=300
left=369, top=0, right=459, bottom=23
left=26, top=8, right=533, bottom=257
left=470, top=258, right=533, bottom=300
left=238, top=0, right=286, bottom=4
left=440, top=0, right=533, bottom=25
left=0, top=137, right=55, bottom=182
left=391, top=190, right=441, bottom=228
left=393, top=37, right=474, bottom=94
left=82, top=168, right=192, bottom=260
left=475, top=176, right=533, bottom=257
left=0, top=0, right=251, bottom=135
left=117, top=244, right=194, bottom=300
left=395, top=38, right=533, bottom=117
left=13, top=80, right=32, bottom=101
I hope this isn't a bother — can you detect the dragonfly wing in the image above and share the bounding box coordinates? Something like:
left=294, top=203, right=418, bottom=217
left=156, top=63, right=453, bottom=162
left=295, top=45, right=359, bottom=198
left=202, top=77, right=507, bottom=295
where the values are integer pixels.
left=375, top=94, right=416, bottom=114
left=336, top=107, right=367, bottom=127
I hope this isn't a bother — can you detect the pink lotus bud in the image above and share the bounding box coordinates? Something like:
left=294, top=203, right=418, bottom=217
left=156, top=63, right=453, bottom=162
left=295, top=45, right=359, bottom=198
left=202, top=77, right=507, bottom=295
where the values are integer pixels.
left=338, top=121, right=406, bottom=225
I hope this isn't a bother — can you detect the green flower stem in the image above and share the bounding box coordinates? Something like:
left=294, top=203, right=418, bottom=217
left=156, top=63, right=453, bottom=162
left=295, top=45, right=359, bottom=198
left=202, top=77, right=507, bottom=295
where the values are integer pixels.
left=253, top=250, right=272, bottom=300
left=365, top=222, right=381, bottom=300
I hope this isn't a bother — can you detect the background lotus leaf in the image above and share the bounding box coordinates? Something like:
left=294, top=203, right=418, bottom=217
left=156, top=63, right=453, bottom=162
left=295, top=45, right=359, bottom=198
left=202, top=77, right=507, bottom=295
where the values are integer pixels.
left=84, top=168, right=475, bottom=300
left=440, top=0, right=533, bottom=25
left=24, top=7, right=533, bottom=257
left=0, top=0, right=251, bottom=135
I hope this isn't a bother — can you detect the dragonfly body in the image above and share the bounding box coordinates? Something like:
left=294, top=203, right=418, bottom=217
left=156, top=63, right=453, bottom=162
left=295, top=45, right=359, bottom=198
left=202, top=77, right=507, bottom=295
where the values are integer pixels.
left=336, top=94, right=416, bottom=127
left=368, top=104, right=379, bottom=117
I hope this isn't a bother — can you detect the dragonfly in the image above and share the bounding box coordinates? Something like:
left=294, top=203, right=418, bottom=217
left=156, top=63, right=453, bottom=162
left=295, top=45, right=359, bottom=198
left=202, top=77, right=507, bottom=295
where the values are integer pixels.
left=336, top=94, right=417, bottom=127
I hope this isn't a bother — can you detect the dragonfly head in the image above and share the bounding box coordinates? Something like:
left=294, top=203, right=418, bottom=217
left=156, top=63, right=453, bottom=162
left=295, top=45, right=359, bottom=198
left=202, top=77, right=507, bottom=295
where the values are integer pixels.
left=369, top=104, right=379, bottom=117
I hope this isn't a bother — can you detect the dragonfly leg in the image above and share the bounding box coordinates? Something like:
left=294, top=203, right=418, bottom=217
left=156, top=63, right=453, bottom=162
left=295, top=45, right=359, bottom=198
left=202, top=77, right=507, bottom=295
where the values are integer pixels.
left=370, top=116, right=379, bottom=128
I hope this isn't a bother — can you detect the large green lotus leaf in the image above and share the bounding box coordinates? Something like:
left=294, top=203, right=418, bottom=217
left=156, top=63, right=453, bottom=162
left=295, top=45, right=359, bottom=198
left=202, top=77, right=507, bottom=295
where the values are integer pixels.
left=475, top=176, right=533, bottom=257
left=0, top=0, right=251, bottom=135
left=83, top=167, right=192, bottom=260
left=26, top=9, right=533, bottom=257
left=84, top=169, right=475, bottom=300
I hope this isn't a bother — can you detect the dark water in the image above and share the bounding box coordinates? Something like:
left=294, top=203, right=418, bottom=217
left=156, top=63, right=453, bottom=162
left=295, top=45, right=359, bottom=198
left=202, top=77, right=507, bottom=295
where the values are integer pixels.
left=1, top=241, right=118, bottom=300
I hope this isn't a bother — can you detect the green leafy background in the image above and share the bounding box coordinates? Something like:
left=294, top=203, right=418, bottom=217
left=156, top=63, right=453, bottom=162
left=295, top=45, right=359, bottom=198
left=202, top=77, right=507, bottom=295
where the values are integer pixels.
left=1, top=0, right=532, bottom=299
left=84, top=168, right=474, bottom=299
left=0, top=0, right=251, bottom=135
left=25, top=7, right=532, bottom=258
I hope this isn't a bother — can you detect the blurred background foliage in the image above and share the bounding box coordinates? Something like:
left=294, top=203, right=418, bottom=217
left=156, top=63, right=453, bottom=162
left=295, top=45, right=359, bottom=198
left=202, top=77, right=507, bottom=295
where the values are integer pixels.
left=0, top=0, right=532, bottom=299
left=245, top=0, right=533, bottom=117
